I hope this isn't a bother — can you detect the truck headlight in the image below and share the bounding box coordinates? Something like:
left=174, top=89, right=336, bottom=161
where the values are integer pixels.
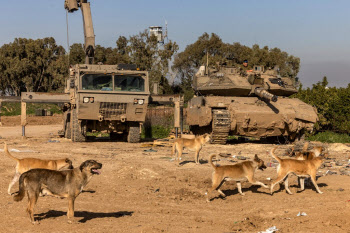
left=138, top=99, right=144, bottom=105
left=83, top=97, right=89, bottom=103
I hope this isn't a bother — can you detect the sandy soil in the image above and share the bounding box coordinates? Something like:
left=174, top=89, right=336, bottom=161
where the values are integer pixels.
left=0, top=115, right=350, bottom=232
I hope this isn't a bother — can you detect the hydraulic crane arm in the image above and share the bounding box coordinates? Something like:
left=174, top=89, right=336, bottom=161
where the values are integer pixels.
left=64, top=0, right=95, bottom=64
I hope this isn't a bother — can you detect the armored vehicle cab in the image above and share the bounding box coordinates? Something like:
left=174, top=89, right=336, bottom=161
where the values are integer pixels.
left=187, top=63, right=318, bottom=144
left=63, top=63, right=149, bottom=142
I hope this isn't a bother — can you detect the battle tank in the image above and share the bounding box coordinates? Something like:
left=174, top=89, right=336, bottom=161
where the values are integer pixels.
left=186, top=62, right=318, bottom=144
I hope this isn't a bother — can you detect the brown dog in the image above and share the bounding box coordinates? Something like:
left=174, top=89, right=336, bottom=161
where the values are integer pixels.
left=172, top=134, right=211, bottom=164
left=270, top=147, right=324, bottom=195
left=205, top=154, right=268, bottom=202
left=13, top=160, right=102, bottom=224
left=3, top=143, right=73, bottom=195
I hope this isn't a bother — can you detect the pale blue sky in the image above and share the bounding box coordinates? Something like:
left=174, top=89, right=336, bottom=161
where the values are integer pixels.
left=1, top=0, right=349, bottom=87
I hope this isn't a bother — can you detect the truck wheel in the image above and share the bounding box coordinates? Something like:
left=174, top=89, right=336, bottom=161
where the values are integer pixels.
left=72, top=108, right=86, bottom=142
left=64, top=110, right=71, bottom=139
left=127, top=124, right=140, bottom=143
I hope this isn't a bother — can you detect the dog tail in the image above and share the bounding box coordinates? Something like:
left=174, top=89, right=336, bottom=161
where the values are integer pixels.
left=13, top=173, right=27, bottom=202
left=209, top=154, right=218, bottom=168
left=270, top=147, right=282, bottom=164
left=302, top=141, right=309, bottom=153
left=3, top=143, right=19, bottom=161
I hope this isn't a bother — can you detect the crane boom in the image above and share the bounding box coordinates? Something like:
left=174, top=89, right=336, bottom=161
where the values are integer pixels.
left=64, top=0, right=95, bottom=64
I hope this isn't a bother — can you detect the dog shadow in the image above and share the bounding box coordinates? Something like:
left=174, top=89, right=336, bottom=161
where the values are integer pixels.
left=210, top=185, right=270, bottom=201
left=81, top=189, right=96, bottom=194
left=179, top=160, right=208, bottom=166
left=271, top=182, right=328, bottom=194
left=294, top=182, right=328, bottom=193
left=35, top=210, right=133, bottom=223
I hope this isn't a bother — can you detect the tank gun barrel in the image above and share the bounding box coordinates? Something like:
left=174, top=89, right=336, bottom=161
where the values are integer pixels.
left=254, top=87, right=278, bottom=102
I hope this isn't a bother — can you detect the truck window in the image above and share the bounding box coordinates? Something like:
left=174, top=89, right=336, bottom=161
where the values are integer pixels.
left=82, top=74, right=113, bottom=91
left=114, top=75, right=145, bottom=92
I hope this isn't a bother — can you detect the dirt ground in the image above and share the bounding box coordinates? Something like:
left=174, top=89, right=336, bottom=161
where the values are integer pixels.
left=0, top=115, right=350, bottom=233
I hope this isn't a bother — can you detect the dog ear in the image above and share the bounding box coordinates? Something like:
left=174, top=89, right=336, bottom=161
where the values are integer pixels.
left=79, top=161, right=88, bottom=171
left=254, top=154, right=259, bottom=161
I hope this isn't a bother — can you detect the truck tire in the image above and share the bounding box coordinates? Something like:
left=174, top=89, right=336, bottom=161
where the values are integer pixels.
left=127, top=124, right=140, bottom=143
left=72, top=108, right=86, bottom=142
left=64, top=110, right=71, bottom=139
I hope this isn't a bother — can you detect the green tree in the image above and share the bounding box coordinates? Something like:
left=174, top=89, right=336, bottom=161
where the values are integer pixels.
left=68, top=43, right=84, bottom=65
left=0, top=37, right=67, bottom=95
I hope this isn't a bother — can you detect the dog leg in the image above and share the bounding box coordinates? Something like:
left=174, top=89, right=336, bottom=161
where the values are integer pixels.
left=236, top=182, right=245, bottom=196
left=299, top=177, right=305, bottom=191
left=246, top=175, right=268, bottom=189
left=26, top=191, right=39, bottom=224
left=284, top=176, right=293, bottom=195
left=67, top=197, right=76, bottom=223
left=195, top=150, right=200, bottom=164
left=177, top=147, right=183, bottom=165
left=8, top=172, right=20, bottom=195
left=270, top=173, right=289, bottom=195
left=206, top=174, right=224, bottom=202
left=310, top=174, right=323, bottom=194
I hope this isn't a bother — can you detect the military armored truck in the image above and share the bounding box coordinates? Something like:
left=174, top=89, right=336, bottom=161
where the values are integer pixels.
left=186, top=63, right=318, bottom=144
left=62, top=63, right=149, bottom=142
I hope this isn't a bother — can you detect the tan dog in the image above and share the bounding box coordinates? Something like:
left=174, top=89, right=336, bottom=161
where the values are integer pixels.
left=172, top=134, right=211, bottom=164
left=3, top=143, right=73, bottom=195
left=294, top=142, right=324, bottom=160
left=294, top=142, right=325, bottom=190
left=205, top=154, right=268, bottom=202
left=270, top=147, right=324, bottom=195
left=13, top=160, right=102, bottom=224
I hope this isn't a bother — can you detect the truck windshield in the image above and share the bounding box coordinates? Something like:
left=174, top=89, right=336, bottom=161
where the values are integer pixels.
left=114, top=75, right=145, bottom=92
left=82, top=74, right=113, bottom=91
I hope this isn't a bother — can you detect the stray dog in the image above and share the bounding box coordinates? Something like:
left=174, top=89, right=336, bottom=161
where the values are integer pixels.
left=13, top=160, right=102, bottom=224
left=270, top=147, right=324, bottom=195
left=172, top=134, right=211, bottom=164
left=294, top=142, right=324, bottom=160
left=3, top=143, right=73, bottom=195
left=294, top=142, right=325, bottom=190
left=205, top=154, right=268, bottom=202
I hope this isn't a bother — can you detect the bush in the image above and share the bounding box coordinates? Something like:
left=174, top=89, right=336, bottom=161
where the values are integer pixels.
left=1, top=102, right=62, bottom=116
left=307, top=131, right=350, bottom=143
left=142, top=125, right=171, bottom=139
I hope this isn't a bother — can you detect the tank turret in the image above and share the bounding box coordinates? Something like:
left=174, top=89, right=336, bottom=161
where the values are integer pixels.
left=186, top=62, right=318, bottom=144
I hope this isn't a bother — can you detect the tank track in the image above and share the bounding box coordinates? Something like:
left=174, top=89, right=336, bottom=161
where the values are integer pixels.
left=211, top=109, right=230, bottom=144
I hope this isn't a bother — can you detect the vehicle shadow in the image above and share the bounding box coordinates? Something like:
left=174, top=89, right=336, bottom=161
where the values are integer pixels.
left=35, top=210, right=133, bottom=223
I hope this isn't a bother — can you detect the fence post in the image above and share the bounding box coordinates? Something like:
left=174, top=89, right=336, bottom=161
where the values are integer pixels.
left=21, top=101, right=27, bottom=139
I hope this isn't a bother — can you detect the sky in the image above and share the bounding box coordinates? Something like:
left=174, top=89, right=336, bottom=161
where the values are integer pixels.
left=0, top=0, right=349, bottom=87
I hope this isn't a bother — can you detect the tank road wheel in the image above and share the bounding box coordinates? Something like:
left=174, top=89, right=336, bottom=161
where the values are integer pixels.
left=211, top=109, right=231, bottom=144
left=64, top=110, right=71, bottom=139
left=72, top=108, right=86, bottom=142
left=127, top=124, right=140, bottom=143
